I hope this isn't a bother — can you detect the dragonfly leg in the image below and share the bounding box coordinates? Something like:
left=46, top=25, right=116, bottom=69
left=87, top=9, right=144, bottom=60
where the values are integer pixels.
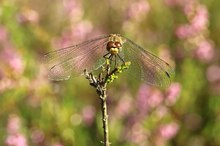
left=114, top=55, right=117, bottom=69
left=103, top=53, right=110, bottom=59
left=109, top=55, right=113, bottom=63
left=117, top=54, right=125, bottom=63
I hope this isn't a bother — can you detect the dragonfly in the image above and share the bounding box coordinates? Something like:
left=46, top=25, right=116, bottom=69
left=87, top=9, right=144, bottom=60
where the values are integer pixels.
left=44, top=34, right=174, bottom=86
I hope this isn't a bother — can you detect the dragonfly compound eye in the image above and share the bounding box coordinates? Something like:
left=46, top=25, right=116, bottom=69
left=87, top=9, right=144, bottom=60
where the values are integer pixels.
left=114, top=42, right=122, bottom=48
left=106, top=41, right=115, bottom=51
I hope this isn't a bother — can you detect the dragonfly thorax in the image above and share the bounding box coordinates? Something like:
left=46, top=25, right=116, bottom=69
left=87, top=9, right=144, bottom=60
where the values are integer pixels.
left=106, top=41, right=122, bottom=55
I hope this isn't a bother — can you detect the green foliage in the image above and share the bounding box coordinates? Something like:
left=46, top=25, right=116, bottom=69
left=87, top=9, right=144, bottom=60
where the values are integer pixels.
left=106, top=62, right=131, bottom=83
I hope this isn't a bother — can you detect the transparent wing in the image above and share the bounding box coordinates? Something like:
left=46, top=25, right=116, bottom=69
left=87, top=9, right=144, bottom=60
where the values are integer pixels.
left=44, top=35, right=110, bottom=81
left=122, top=36, right=175, bottom=86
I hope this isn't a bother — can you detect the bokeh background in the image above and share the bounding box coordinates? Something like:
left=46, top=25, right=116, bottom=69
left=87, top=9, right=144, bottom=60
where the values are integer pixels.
left=1, top=0, right=220, bottom=146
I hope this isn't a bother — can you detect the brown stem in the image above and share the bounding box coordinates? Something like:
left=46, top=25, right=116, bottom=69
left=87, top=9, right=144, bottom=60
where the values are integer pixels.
left=99, top=84, right=110, bottom=146
left=84, top=62, right=114, bottom=145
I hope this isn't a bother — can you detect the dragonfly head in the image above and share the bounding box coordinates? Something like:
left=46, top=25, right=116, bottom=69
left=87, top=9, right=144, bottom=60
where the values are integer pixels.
left=106, top=41, right=122, bottom=55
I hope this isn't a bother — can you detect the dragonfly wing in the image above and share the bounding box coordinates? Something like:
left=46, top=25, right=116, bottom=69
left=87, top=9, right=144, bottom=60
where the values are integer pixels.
left=44, top=35, right=110, bottom=80
left=122, top=37, right=174, bottom=86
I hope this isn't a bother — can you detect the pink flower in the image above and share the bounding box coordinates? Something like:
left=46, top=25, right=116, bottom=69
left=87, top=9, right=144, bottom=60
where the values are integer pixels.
left=0, top=26, right=24, bottom=74
left=63, top=0, right=83, bottom=21
left=63, top=0, right=78, bottom=14
left=206, top=65, right=220, bottom=82
left=5, top=115, right=28, bottom=146
left=137, top=84, right=164, bottom=111
left=175, top=24, right=195, bottom=39
left=158, top=122, right=179, bottom=140
left=126, top=0, right=150, bottom=20
left=115, top=96, right=133, bottom=118
left=183, top=1, right=195, bottom=16
left=71, top=20, right=93, bottom=41
left=136, top=84, right=151, bottom=112
left=0, top=78, right=14, bottom=92
left=0, top=48, right=24, bottom=73
left=54, top=20, right=93, bottom=48
left=0, top=26, right=7, bottom=41
left=7, top=115, right=21, bottom=134
left=175, top=3, right=209, bottom=40
left=53, top=143, right=64, bottom=146
left=17, top=8, right=39, bottom=24
left=165, top=0, right=193, bottom=7
left=126, top=123, right=147, bottom=145
left=31, top=129, right=45, bottom=144
left=194, top=40, right=214, bottom=62
left=155, top=105, right=168, bottom=119
left=191, top=5, right=208, bottom=32
left=165, top=82, right=181, bottom=106
left=5, top=134, right=28, bottom=146
left=147, top=89, right=163, bottom=108
left=9, top=55, right=23, bottom=73
left=82, top=106, right=96, bottom=126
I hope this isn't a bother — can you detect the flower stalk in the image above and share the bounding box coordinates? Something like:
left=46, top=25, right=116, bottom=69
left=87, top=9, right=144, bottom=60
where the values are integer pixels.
left=84, top=59, right=130, bottom=146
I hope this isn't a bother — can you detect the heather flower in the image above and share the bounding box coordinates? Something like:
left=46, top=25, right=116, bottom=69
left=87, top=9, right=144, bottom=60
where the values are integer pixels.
left=172, top=0, right=214, bottom=66
left=81, top=105, right=96, bottom=126
left=0, top=26, right=24, bottom=74
left=206, top=65, right=220, bottom=82
left=191, top=5, right=208, bottom=32
left=126, top=123, right=147, bottom=145
left=175, top=2, right=209, bottom=41
left=137, top=84, right=164, bottom=115
left=183, top=1, right=195, bottom=16
left=165, top=0, right=194, bottom=7
left=17, top=8, right=39, bottom=24
left=158, top=122, right=179, bottom=140
left=31, top=129, right=45, bottom=144
left=0, top=26, right=7, bottom=41
left=5, top=115, right=28, bottom=146
left=136, top=84, right=151, bottom=113
left=126, top=0, right=150, bottom=20
left=147, top=89, right=164, bottom=108
left=9, top=54, right=23, bottom=73
left=114, top=95, right=133, bottom=118
left=194, top=40, right=214, bottom=63
left=53, top=20, right=93, bottom=48
left=0, top=78, right=14, bottom=92
left=7, top=115, right=21, bottom=134
left=165, top=82, right=181, bottom=106
left=63, top=0, right=83, bottom=22
left=63, top=0, right=79, bottom=14
left=70, top=20, right=93, bottom=41
left=0, top=48, right=24, bottom=73
left=5, top=133, right=28, bottom=146
left=175, top=24, right=195, bottom=39
left=155, top=105, right=168, bottom=119
left=53, top=143, right=64, bottom=146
